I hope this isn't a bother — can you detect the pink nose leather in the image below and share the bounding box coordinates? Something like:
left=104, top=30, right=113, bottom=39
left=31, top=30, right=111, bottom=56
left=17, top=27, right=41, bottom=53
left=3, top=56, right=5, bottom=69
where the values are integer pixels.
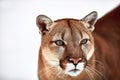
left=69, top=58, right=82, bottom=64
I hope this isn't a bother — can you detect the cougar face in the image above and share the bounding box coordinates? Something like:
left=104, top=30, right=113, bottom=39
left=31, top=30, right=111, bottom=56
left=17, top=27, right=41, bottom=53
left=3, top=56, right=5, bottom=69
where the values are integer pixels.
left=37, top=11, right=97, bottom=79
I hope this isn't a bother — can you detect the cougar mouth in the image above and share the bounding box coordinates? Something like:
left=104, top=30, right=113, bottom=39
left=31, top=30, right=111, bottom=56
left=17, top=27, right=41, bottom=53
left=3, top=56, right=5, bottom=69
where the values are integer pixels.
left=69, top=68, right=80, bottom=73
left=62, top=62, right=85, bottom=76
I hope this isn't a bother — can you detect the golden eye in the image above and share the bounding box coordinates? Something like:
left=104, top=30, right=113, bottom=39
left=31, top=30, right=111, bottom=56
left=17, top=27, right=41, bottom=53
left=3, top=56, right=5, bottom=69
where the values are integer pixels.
left=80, top=39, right=88, bottom=45
left=55, top=40, right=65, bottom=46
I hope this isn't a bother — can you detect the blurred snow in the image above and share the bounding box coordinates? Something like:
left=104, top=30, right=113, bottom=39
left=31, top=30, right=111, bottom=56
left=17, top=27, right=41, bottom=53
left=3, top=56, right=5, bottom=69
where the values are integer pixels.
left=0, top=0, right=119, bottom=80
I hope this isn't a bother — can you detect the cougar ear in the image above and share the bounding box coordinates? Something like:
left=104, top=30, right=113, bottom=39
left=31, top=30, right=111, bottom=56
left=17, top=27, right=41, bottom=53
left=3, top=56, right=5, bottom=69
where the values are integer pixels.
left=36, top=15, right=53, bottom=34
left=81, top=11, right=97, bottom=31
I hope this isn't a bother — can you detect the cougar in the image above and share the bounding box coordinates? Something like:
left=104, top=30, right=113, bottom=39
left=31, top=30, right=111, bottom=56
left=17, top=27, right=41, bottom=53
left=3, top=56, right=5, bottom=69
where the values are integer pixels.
left=36, top=6, right=120, bottom=80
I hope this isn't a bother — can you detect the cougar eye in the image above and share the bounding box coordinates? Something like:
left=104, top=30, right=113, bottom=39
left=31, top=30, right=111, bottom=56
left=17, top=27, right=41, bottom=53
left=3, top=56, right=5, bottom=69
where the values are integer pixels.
left=80, top=39, right=88, bottom=45
left=54, top=40, right=65, bottom=46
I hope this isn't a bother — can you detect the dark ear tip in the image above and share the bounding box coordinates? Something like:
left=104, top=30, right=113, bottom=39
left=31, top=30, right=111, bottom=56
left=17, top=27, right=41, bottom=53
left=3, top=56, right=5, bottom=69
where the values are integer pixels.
left=91, top=11, right=98, bottom=17
left=36, top=15, right=52, bottom=24
left=36, top=15, right=47, bottom=21
left=36, top=15, right=52, bottom=19
left=92, top=11, right=97, bottom=14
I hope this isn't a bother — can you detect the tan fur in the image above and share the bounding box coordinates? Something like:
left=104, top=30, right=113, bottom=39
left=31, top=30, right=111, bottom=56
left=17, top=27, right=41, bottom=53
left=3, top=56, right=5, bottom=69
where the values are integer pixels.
left=36, top=6, right=120, bottom=80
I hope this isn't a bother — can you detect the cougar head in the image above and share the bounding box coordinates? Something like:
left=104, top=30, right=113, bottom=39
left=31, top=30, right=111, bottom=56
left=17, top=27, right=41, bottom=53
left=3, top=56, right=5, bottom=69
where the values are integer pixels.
left=37, top=11, right=97, bottom=77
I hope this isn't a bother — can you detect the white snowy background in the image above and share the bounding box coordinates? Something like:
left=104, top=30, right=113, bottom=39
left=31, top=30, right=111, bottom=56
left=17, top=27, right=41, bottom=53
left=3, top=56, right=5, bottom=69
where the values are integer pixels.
left=0, top=0, right=119, bottom=80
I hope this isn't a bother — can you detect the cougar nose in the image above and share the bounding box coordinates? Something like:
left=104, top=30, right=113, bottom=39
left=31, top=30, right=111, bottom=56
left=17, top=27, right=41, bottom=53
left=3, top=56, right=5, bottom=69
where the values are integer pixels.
left=68, top=57, right=82, bottom=65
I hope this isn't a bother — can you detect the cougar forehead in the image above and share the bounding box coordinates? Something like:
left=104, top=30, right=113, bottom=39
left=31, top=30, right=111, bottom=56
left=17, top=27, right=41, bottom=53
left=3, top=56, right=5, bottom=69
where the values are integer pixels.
left=49, top=19, right=91, bottom=40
